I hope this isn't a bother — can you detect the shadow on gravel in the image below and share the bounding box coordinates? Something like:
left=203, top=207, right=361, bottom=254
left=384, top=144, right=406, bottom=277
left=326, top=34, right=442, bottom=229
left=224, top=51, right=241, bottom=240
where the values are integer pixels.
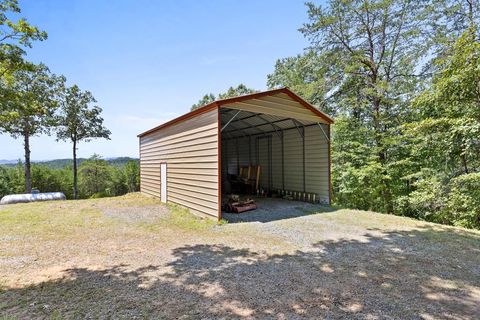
left=223, top=197, right=335, bottom=223
left=1, top=226, right=479, bottom=318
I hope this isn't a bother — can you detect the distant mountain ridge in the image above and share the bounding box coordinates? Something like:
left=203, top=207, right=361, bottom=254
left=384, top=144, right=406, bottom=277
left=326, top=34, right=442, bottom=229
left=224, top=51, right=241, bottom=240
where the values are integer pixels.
left=0, top=160, right=18, bottom=165
left=0, top=157, right=138, bottom=169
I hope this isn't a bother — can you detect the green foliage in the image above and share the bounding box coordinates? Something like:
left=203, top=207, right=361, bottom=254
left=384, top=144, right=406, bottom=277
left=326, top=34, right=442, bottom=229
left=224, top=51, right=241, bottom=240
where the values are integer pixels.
left=0, top=157, right=138, bottom=170
left=78, top=154, right=111, bottom=198
left=0, top=157, right=139, bottom=200
left=56, top=85, right=110, bottom=144
left=191, top=93, right=215, bottom=110
left=281, top=0, right=435, bottom=213
left=0, top=63, right=64, bottom=192
left=55, top=84, right=110, bottom=198
left=124, top=160, right=140, bottom=193
left=31, top=165, right=73, bottom=198
left=0, top=166, right=12, bottom=198
left=191, top=84, right=258, bottom=110
left=109, top=166, right=128, bottom=196
left=0, top=0, right=47, bottom=83
left=0, top=64, right=63, bottom=135
left=445, top=173, right=480, bottom=229
left=268, top=51, right=334, bottom=113
left=268, top=1, right=480, bottom=229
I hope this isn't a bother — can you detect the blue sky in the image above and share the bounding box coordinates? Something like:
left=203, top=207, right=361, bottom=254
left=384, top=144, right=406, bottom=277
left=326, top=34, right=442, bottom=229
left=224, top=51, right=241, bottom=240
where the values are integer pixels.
left=0, top=0, right=313, bottom=160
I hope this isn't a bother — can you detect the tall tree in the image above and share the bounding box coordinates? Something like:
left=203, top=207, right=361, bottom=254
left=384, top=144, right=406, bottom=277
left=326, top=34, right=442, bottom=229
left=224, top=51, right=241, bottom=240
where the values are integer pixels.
left=270, top=0, right=436, bottom=213
left=56, top=85, right=110, bottom=199
left=0, top=64, right=62, bottom=192
left=0, top=0, right=47, bottom=115
left=400, top=25, right=480, bottom=227
left=78, top=154, right=111, bottom=197
left=0, top=0, right=47, bottom=78
left=191, top=84, right=257, bottom=110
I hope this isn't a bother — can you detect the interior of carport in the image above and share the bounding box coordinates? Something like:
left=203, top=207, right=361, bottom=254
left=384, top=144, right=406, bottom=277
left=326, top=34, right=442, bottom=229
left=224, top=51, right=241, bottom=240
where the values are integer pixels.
left=219, top=105, right=330, bottom=217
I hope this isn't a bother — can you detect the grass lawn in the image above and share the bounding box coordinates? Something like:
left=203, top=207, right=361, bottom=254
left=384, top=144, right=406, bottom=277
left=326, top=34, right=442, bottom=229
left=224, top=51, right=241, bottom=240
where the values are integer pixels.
left=1, top=193, right=479, bottom=319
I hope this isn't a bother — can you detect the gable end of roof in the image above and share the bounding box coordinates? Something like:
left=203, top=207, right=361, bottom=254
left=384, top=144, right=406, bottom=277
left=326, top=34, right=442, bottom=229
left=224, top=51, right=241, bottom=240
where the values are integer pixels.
left=137, top=88, right=333, bottom=138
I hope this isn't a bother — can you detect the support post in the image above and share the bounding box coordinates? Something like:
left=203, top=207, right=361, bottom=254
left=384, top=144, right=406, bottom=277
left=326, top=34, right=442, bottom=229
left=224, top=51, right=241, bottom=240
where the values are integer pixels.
left=221, top=110, right=241, bottom=132
left=281, top=131, right=285, bottom=190
left=302, top=126, right=306, bottom=193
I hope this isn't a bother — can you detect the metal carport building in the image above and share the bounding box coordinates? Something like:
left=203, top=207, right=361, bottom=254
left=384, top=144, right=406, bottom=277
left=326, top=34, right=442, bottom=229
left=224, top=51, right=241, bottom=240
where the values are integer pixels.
left=138, top=88, right=333, bottom=220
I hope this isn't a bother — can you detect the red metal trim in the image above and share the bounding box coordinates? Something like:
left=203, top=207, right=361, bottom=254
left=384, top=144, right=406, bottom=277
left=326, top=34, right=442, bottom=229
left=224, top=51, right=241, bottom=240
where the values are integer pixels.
left=138, top=102, right=219, bottom=137
left=137, top=88, right=333, bottom=138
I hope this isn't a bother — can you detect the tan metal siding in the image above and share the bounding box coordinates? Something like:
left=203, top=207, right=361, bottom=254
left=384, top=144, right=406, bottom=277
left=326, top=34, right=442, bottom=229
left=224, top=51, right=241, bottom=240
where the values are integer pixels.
left=272, top=135, right=283, bottom=190
left=305, top=125, right=329, bottom=203
left=140, top=108, right=219, bottom=218
left=283, top=129, right=304, bottom=191
left=257, top=137, right=271, bottom=189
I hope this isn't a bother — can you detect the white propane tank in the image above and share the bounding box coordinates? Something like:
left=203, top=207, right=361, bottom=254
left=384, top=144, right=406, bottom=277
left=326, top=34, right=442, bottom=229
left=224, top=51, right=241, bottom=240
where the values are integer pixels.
left=0, top=192, right=66, bottom=205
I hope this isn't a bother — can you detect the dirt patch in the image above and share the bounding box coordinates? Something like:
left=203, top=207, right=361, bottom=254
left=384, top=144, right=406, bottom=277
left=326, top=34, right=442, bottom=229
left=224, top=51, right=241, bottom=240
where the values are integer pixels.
left=102, top=205, right=170, bottom=223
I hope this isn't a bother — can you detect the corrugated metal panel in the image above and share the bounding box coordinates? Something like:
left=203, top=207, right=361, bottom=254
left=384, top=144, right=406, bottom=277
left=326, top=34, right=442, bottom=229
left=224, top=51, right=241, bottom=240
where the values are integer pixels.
left=305, top=125, right=329, bottom=202
left=283, top=129, right=304, bottom=191
left=221, top=139, right=228, bottom=181
left=226, top=137, right=238, bottom=175
left=221, top=110, right=314, bottom=139
left=237, top=136, right=251, bottom=167
left=220, top=124, right=329, bottom=203
left=257, top=136, right=271, bottom=190
left=271, top=134, right=283, bottom=190
left=223, top=95, right=327, bottom=123
left=139, top=108, right=219, bottom=218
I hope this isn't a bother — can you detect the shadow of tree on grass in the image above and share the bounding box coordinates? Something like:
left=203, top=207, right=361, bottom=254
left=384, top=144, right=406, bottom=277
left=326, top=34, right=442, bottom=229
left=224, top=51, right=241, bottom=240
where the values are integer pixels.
left=1, top=226, right=479, bottom=319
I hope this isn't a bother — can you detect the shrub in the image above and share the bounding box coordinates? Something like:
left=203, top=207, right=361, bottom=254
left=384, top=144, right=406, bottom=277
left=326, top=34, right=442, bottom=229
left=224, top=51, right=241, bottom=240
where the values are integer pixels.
left=406, top=172, right=447, bottom=222
left=444, top=173, right=480, bottom=229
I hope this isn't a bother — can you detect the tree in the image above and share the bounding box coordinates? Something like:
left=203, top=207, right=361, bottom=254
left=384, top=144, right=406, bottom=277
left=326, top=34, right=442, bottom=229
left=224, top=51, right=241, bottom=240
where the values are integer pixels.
left=124, top=160, right=139, bottom=193
left=0, top=0, right=47, bottom=79
left=409, top=26, right=480, bottom=175
left=56, top=85, right=110, bottom=199
left=191, top=93, right=215, bottom=110
left=269, top=0, right=436, bottom=213
left=0, top=0, right=47, bottom=119
left=268, top=51, right=336, bottom=111
left=191, top=84, right=258, bottom=110
left=217, top=84, right=258, bottom=99
left=400, top=26, right=480, bottom=227
left=0, top=64, right=62, bottom=192
left=78, top=154, right=111, bottom=198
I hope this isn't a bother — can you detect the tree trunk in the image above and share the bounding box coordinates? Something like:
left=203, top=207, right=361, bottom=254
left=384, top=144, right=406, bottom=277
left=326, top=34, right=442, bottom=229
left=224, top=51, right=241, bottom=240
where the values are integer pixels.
left=461, top=154, right=469, bottom=174
left=24, top=134, right=32, bottom=193
left=372, top=97, right=394, bottom=214
left=73, top=139, right=78, bottom=199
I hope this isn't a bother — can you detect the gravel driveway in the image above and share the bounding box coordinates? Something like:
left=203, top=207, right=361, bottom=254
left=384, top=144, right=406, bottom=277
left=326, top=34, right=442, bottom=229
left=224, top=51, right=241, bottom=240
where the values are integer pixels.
left=1, top=194, right=479, bottom=319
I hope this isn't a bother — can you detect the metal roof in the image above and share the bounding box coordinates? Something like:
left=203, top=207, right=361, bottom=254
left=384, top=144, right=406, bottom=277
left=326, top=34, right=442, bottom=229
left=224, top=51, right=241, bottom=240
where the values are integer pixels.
left=137, top=88, right=333, bottom=138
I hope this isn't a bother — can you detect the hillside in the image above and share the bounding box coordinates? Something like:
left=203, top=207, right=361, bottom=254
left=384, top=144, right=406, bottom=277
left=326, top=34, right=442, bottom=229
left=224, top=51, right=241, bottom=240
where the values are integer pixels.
left=0, top=157, right=138, bottom=169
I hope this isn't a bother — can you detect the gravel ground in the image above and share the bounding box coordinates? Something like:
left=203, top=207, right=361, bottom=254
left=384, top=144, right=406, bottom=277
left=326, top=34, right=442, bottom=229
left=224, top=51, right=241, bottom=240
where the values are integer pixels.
left=223, top=197, right=332, bottom=223
left=1, top=194, right=479, bottom=319
left=102, top=205, right=170, bottom=223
